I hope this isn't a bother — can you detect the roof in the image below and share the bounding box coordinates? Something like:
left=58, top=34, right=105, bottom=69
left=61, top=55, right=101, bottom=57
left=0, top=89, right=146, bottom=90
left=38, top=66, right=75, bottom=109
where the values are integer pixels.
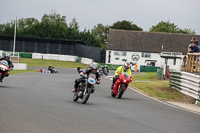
left=107, top=29, right=200, bottom=54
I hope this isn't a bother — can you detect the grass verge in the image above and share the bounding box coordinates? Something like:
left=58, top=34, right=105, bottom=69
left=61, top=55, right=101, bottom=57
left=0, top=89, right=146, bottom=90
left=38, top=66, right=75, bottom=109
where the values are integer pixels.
left=10, top=58, right=88, bottom=75
left=20, top=58, right=88, bottom=68
left=129, top=72, right=185, bottom=101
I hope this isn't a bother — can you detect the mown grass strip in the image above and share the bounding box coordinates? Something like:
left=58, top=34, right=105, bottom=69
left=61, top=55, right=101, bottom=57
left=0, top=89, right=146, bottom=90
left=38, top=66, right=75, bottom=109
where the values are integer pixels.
left=20, top=58, right=88, bottom=68
left=130, top=72, right=184, bottom=100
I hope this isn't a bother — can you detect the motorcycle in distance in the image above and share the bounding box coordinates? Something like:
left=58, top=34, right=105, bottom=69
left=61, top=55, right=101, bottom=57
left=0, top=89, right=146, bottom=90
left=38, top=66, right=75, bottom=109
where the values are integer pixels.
left=97, top=66, right=104, bottom=76
left=73, top=71, right=97, bottom=104
left=0, top=60, right=9, bottom=82
left=111, top=72, right=132, bottom=99
left=102, top=67, right=108, bottom=76
left=51, top=67, right=58, bottom=74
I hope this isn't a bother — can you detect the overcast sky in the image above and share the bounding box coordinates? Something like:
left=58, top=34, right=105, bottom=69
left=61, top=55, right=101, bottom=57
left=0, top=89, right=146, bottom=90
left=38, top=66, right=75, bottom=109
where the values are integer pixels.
left=0, top=0, right=200, bottom=35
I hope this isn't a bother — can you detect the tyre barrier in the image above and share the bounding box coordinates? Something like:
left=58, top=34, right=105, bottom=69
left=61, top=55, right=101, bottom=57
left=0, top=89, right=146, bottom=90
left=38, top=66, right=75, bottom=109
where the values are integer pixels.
left=40, top=69, right=51, bottom=74
left=169, top=70, right=200, bottom=106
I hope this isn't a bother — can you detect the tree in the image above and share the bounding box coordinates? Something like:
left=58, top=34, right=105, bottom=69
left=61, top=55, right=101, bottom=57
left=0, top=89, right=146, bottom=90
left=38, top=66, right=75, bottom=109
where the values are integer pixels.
left=0, top=21, right=15, bottom=36
left=0, top=11, right=107, bottom=48
left=149, top=21, right=195, bottom=34
left=91, top=24, right=110, bottom=49
left=67, top=18, right=80, bottom=40
left=80, top=29, right=101, bottom=47
left=110, top=20, right=143, bottom=31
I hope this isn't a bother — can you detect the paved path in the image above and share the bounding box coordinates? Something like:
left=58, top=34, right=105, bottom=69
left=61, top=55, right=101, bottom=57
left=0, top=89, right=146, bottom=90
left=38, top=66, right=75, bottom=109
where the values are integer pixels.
left=0, top=68, right=200, bottom=133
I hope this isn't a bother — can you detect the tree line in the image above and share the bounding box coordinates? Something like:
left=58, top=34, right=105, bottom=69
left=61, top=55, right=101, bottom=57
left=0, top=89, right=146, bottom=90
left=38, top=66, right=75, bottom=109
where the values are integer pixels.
left=0, top=11, right=195, bottom=49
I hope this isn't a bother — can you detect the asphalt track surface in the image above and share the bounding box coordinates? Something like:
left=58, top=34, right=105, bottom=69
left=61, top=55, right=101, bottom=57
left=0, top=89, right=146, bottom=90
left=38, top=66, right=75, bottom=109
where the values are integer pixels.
left=0, top=68, right=200, bottom=133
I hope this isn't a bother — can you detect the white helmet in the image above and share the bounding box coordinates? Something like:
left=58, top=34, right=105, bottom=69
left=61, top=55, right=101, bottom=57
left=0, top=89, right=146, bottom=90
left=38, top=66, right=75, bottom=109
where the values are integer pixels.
left=124, top=61, right=130, bottom=70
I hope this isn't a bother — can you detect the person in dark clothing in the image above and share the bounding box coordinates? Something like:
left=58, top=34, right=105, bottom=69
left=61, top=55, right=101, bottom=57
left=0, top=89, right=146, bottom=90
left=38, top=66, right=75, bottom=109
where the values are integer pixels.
left=188, top=37, right=199, bottom=52
left=189, top=41, right=200, bottom=53
left=0, top=55, right=14, bottom=82
left=48, top=65, right=53, bottom=72
left=71, top=64, right=101, bottom=92
left=191, top=36, right=199, bottom=46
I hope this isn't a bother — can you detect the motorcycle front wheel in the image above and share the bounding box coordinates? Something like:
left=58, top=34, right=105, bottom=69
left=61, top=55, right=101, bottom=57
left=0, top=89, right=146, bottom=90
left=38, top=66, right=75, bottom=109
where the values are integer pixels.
left=82, top=88, right=91, bottom=104
left=118, top=85, right=125, bottom=99
left=111, top=91, right=116, bottom=97
left=73, top=91, right=79, bottom=101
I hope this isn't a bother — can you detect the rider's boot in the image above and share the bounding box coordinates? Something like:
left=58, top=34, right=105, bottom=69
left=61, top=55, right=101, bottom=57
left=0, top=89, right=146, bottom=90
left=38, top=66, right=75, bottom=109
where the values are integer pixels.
left=71, top=88, right=76, bottom=92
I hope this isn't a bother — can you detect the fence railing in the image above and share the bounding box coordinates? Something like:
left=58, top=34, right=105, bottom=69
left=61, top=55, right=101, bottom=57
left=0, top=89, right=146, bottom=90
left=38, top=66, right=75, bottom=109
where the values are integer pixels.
left=183, top=53, right=200, bottom=72
left=169, top=70, right=200, bottom=106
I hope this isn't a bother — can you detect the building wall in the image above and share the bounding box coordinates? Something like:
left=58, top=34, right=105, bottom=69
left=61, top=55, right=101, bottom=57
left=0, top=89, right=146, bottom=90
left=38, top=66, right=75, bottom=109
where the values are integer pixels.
left=106, top=50, right=184, bottom=71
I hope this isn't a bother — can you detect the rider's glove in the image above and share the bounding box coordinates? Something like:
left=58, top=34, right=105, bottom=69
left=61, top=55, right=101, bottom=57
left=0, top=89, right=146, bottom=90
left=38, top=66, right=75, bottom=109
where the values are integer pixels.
left=130, top=76, right=133, bottom=82
left=8, top=67, right=13, bottom=72
left=96, top=79, right=101, bottom=84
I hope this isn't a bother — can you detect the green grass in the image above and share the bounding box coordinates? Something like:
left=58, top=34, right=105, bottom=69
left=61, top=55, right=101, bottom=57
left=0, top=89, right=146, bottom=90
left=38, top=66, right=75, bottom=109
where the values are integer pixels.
left=10, top=70, right=39, bottom=75
left=132, top=72, right=157, bottom=81
left=130, top=72, right=184, bottom=100
left=10, top=58, right=88, bottom=75
left=20, top=58, right=88, bottom=68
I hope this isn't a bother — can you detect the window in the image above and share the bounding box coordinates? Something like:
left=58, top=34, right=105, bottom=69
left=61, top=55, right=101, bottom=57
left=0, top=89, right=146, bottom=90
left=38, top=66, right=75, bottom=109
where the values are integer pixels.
left=114, top=51, right=127, bottom=56
left=142, top=52, right=151, bottom=58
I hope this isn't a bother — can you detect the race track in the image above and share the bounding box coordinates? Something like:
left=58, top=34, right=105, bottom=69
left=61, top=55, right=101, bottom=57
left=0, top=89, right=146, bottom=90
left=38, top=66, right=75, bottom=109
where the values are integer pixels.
left=0, top=68, right=200, bottom=133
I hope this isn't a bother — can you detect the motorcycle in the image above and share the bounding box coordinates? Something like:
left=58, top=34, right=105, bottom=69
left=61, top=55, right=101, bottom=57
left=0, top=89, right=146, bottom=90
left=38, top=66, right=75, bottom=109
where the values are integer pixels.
left=111, top=72, right=132, bottom=99
left=51, top=67, right=58, bottom=74
left=73, top=73, right=97, bottom=104
left=0, top=60, right=9, bottom=82
left=97, top=66, right=104, bottom=76
left=102, top=67, right=108, bottom=76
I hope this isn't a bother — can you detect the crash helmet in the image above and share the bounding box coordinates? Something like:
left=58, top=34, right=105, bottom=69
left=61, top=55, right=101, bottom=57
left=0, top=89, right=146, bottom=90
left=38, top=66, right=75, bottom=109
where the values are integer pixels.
left=4, top=53, right=10, bottom=60
left=124, top=61, right=130, bottom=71
left=90, top=64, right=97, bottom=73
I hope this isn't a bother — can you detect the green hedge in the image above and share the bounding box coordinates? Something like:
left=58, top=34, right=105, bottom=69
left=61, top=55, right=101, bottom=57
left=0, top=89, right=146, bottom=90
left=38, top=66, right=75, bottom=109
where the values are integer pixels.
left=3, top=51, right=32, bottom=58
left=19, top=53, right=32, bottom=58
left=97, top=63, right=121, bottom=70
left=140, top=65, right=160, bottom=72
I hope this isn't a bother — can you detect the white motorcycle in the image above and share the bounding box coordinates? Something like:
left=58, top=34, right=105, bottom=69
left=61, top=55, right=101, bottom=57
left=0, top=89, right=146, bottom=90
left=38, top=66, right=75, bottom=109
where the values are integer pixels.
left=0, top=60, right=9, bottom=82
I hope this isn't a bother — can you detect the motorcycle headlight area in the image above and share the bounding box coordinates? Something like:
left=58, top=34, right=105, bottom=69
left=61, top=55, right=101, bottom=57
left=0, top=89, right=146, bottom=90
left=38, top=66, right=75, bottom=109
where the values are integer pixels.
left=88, top=78, right=95, bottom=84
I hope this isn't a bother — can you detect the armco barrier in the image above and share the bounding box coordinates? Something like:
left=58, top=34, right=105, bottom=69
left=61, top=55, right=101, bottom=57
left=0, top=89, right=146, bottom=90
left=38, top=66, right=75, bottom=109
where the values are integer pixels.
left=81, top=58, right=93, bottom=65
left=157, top=69, right=162, bottom=80
left=13, top=63, right=27, bottom=70
left=32, top=53, right=78, bottom=62
left=169, top=70, right=200, bottom=106
left=32, top=53, right=43, bottom=59
left=0, top=50, right=3, bottom=57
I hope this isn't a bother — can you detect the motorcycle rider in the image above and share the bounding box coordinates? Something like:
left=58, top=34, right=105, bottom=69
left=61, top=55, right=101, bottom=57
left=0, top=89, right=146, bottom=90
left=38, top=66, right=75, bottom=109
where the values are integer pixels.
left=48, top=65, right=53, bottom=73
left=0, top=54, right=14, bottom=82
left=71, top=64, right=101, bottom=92
left=111, top=61, right=133, bottom=89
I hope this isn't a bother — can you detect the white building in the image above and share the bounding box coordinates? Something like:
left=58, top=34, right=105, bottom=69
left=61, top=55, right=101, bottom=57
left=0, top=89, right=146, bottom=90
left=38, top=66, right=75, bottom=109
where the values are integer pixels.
left=106, top=29, right=199, bottom=71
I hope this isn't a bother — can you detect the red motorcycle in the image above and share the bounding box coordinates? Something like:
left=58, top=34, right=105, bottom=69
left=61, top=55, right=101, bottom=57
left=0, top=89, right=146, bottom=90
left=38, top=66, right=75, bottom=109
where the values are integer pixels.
left=111, top=72, right=132, bottom=99
left=0, top=60, right=9, bottom=82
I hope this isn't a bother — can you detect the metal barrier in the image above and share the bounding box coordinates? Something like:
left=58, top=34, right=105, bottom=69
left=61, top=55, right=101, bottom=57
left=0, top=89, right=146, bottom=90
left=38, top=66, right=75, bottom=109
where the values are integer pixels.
left=169, top=70, right=200, bottom=106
